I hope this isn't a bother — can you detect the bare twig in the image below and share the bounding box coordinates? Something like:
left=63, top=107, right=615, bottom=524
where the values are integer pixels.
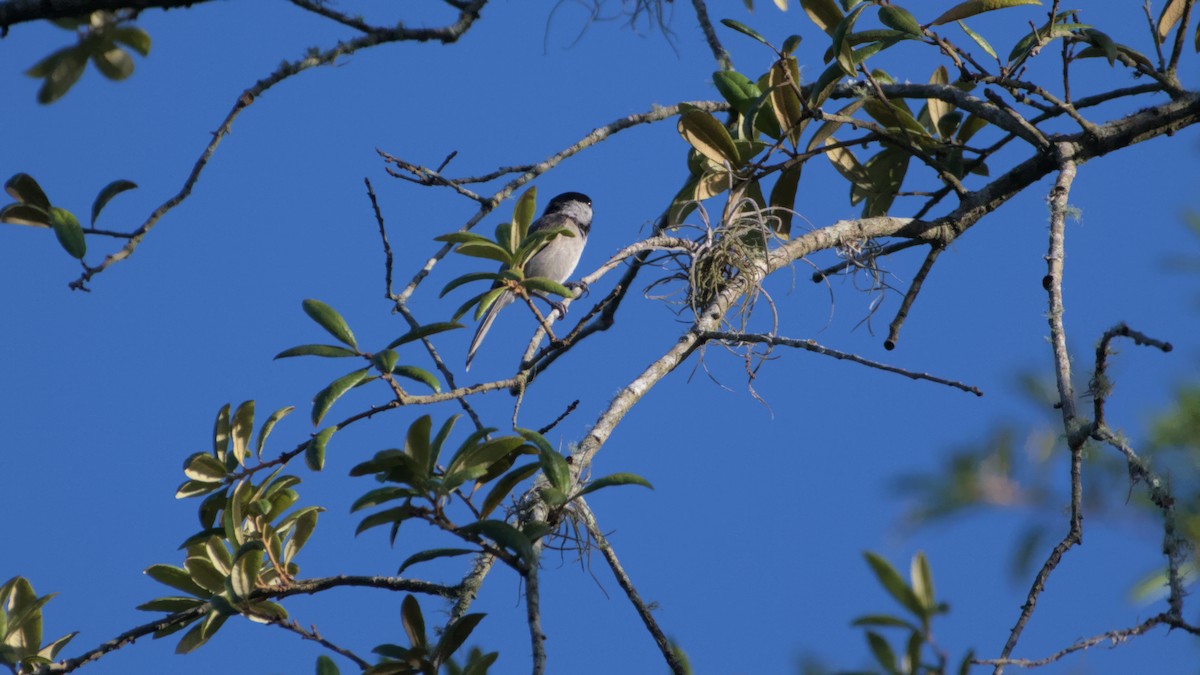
left=884, top=245, right=942, bottom=351
left=365, top=178, right=395, bottom=300
left=701, top=331, right=983, bottom=396
left=576, top=499, right=685, bottom=675
left=977, top=614, right=1167, bottom=668
left=266, top=618, right=372, bottom=670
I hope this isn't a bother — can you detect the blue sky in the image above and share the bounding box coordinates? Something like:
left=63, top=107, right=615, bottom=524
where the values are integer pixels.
left=2, top=2, right=1199, bottom=674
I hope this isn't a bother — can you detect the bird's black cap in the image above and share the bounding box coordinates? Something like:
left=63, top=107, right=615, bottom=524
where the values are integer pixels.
left=545, top=192, right=592, bottom=212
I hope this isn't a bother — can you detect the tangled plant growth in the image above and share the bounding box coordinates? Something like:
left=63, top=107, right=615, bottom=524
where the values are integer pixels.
left=3, top=0, right=1200, bottom=673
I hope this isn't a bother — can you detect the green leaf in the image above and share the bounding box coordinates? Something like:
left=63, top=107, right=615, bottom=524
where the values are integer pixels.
left=480, top=462, right=540, bottom=518
left=112, top=26, right=152, bottom=56
left=397, top=548, right=476, bottom=575
left=92, top=47, right=134, bottom=81
left=911, top=551, right=935, bottom=610
left=136, top=597, right=207, bottom=613
left=175, top=611, right=226, bottom=654
left=144, top=564, right=210, bottom=598
left=316, top=654, right=341, bottom=675
left=538, top=447, right=571, bottom=493
left=930, top=0, right=1041, bottom=27
left=89, top=179, right=137, bottom=225
left=769, top=56, right=806, bottom=143
left=866, top=631, right=898, bottom=673
left=577, top=472, right=655, bottom=497
left=371, top=349, right=399, bottom=374
left=213, top=404, right=231, bottom=461
left=831, top=3, right=870, bottom=76
left=521, top=276, right=574, bottom=298
left=719, top=19, right=769, bottom=45
left=301, top=299, right=358, bottom=351
left=878, top=6, right=922, bottom=36
left=306, top=427, right=336, bottom=471
left=36, top=46, right=87, bottom=104
left=440, top=272, right=503, bottom=299
left=768, top=163, right=801, bottom=238
left=677, top=108, right=741, bottom=166
left=183, top=453, right=228, bottom=483
left=405, top=415, right=435, bottom=476
left=513, top=186, right=538, bottom=244
left=230, top=400, right=254, bottom=465
left=1008, top=22, right=1089, bottom=66
left=435, top=613, right=486, bottom=664
left=48, top=207, right=86, bottom=259
left=386, top=322, right=463, bottom=348
left=851, top=614, right=918, bottom=630
left=864, top=552, right=926, bottom=619
left=455, top=241, right=514, bottom=264
left=400, top=594, right=427, bottom=650
left=444, top=439, right=528, bottom=491
left=355, top=505, right=413, bottom=537
left=712, top=70, right=761, bottom=114
left=456, top=520, right=534, bottom=567
left=350, top=486, right=417, bottom=512
left=5, top=173, right=51, bottom=208
left=957, top=20, right=998, bottom=59
left=473, top=287, right=508, bottom=321
left=282, top=508, right=319, bottom=563
left=1080, top=28, right=1119, bottom=66
left=274, top=344, right=358, bottom=359
left=800, top=0, right=844, bottom=34
left=184, top=557, right=226, bottom=595
left=0, top=203, right=52, bottom=227
left=392, top=365, right=441, bottom=393
left=311, top=368, right=370, bottom=427
left=229, top=550, right=262, bottom=599
left=255, top=406, right=294, bottom=459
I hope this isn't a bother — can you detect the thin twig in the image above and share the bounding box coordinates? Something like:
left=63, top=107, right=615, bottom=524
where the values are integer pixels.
left=884, top=244, right=942, bottom=351
left=266, top=618, right=372, bottom=670
left=977, top=614, right=1167, bottom=668
left=576, top=499, right=685, bottom=675
left=700, top=331, right=982, bottom=396
left=365, top=178, right=395, bottom=301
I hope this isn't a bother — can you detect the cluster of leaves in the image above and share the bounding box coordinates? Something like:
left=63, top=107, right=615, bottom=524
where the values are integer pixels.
left=350, top=414, right=651, bottom=575
left=0, top=578, right=76, bottom=674
left=0, top=173, right=136, bottom=260
left=670, top=0, right=1176, bottom=238
left=141, top=402, right=320, bottom=653
left=850, top=552, right=972, bottom=675
left=358, top=595, right=495, bottom=675
left=436, top=187, right=577, bottom=321
left=25, top=11, right=151, bottom=104
left=275, top=298, right=462, bottom=468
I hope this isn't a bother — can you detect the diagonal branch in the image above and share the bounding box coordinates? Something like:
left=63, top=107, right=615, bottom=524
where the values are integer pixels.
left=577, top=499, right=686, bottom=675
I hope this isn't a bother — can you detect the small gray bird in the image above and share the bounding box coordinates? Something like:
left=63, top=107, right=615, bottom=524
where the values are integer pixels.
left=465, top=191, right=592, bottom=370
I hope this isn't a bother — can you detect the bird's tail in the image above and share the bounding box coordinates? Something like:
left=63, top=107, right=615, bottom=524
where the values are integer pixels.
left=465, top=291, right=514, bottom=371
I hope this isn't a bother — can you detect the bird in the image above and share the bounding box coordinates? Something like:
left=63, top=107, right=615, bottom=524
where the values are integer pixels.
left=465, top=191, right=592, bottom=371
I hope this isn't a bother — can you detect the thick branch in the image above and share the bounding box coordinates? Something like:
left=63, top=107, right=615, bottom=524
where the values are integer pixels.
left=0, top=0, right=206, bottom=30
